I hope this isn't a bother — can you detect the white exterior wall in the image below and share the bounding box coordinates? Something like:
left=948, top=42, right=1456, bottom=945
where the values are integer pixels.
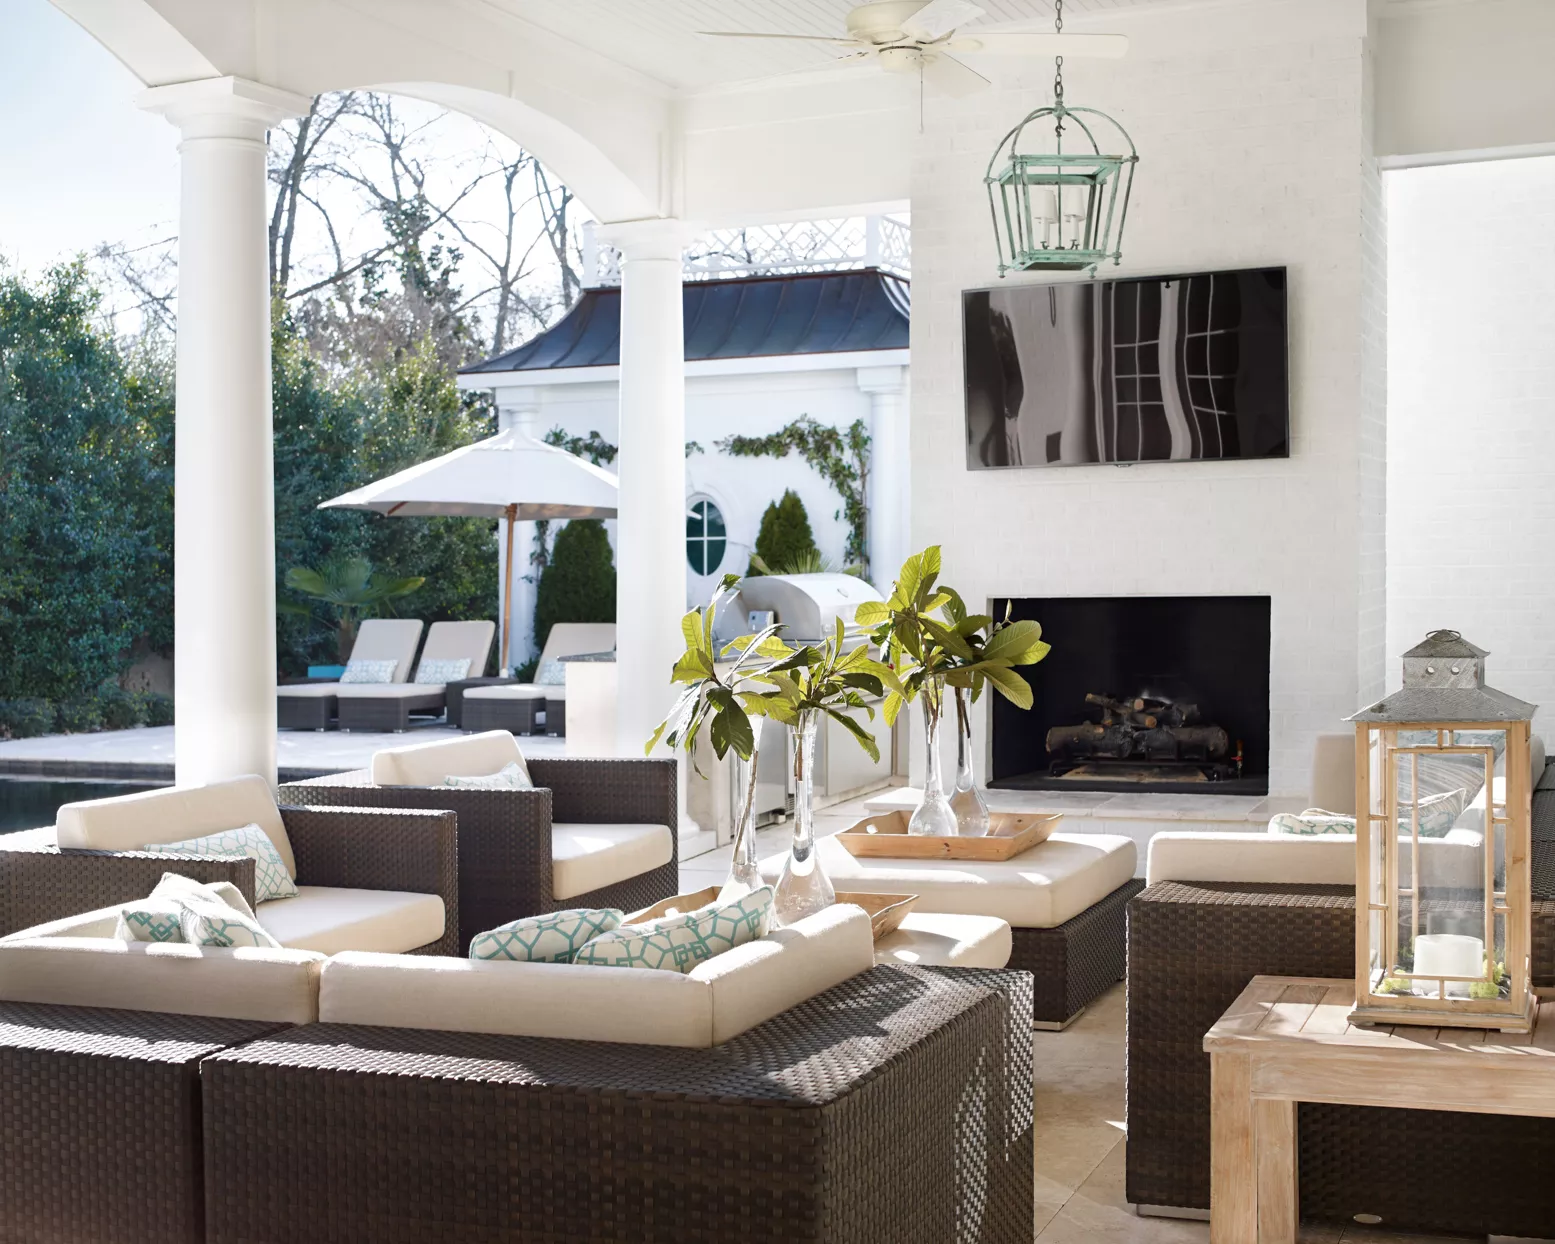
left=907, top=0, right=1382, bottom=799
left=487, top=360, right=905, bottom=665
left=1387, top=155, right=1555, bottom=737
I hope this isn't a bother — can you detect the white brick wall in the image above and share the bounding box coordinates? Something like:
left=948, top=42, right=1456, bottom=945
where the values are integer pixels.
left=907, top=0, right=1380, bottom=797
left=1386, top=155, right=1555, bottom=735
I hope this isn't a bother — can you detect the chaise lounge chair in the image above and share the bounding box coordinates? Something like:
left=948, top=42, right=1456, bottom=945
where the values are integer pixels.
left=276, top=618, right=424, bottom=731
left=460, top=621, right=615, bottom=736
left=335, top=619, right=495, bottom=732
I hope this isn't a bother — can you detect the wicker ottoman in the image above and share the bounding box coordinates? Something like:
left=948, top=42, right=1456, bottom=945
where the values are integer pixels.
left=766, top=832, right=1141, bottom=1028
left=460, top=684, right=546, bottom=734
left=545, top=684, right=566, bottom=735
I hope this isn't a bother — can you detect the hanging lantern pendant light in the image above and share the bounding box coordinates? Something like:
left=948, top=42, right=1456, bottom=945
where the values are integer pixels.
left=985, top=0, right=1137, bottom=277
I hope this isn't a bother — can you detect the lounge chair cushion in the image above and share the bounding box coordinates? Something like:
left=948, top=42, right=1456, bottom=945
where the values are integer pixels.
left=0, top=937, right=325, bottom=1024
left=370, top=729, right=526, bottom=787
left=334, top=683, right=448, bottom=700
left=54, top=774, right=297, bottom=880
left=317, top=907, right=873, bottom=1047
left=1145, top=828, right=1487, bottom=891
left=344, top=618, right=424, bottom=682
left=144, top=823, right=300, bottom=902
left=872, top=912, right=1014, bottom=970
left=276, top=683, right=342, bottom=699
left=254, top=886, right=445, bottom=955
left=552, top=822, right=674, bottom=901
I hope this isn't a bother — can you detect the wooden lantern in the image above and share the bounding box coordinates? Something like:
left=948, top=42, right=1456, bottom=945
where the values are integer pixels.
left=1349, top=630, right=1537, bottom=1031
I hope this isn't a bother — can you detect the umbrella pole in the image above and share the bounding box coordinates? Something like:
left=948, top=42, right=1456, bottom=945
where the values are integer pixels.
left=502, top=503, right=517, bottom=675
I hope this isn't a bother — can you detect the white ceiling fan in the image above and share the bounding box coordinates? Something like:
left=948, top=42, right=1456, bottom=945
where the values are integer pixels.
left=698, top=0, right=1127, bottom=99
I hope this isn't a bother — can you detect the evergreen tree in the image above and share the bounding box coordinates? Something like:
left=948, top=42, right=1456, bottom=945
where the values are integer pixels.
left=533, top=519, right=615, bottom=654
left=750, top=489, right=819, bottom=574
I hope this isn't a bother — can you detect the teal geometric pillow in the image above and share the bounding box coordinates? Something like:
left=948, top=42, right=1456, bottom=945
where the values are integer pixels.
left=172, top=891, right=281, bottom=949
left=537, top=657, right=567, bottom=686
left=468, top=907, right=623, bottom=963
left=115, top=871, right=262, bottom=943
left=415, top=657, right=471, bottom=686
left=444, top=760, right=532, bottom=790
left=1268, top=809, right=1356, bottom=836
left=143, top=824, right=299, bottom=903
left=340, top=657, right=398, bottom=684
left=573, top=886, right=774, bottom=973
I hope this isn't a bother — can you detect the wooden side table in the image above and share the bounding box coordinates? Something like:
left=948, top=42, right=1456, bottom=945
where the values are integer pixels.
left=1203, top=975, right=1555, bottom=1243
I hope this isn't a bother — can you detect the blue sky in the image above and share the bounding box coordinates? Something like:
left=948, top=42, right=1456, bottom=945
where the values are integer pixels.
left=0, top=0, right=179, bottom=275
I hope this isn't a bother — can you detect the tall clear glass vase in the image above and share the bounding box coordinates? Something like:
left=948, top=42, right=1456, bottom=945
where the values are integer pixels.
left=950, top=686, right=991, bottom=837
left=909, top=676, right=960, bottom=837
left=774, top=710, right=835, bottom=926
left=720, top=748, right=765, bottom=901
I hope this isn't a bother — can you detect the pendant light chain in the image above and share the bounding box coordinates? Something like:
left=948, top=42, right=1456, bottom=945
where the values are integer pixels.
left=1052, top=0, right=1066, bottom=138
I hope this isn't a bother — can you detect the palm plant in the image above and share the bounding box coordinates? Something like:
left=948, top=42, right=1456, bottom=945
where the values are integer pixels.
left=282, top=556, right=424, bottom=664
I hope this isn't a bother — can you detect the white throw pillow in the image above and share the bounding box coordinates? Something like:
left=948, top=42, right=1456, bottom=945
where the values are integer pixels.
left=468, top=908, right=624, bottom=963
left=340, top=657, right=399, bottom=684
left=115, top=871, right=259, bottom=943
left=537, top=657, right=567, bottom=686
left=573, top=886, right=774, bottom=973
left=415, top=658, right=471, bottom=686
left=1269, top=809, right=1356, bottom=836
left=174, top=891, right=282, bottom=949
left=143, top=824, right=300, bottom=903
left=444, top=760, right=533, bottom=790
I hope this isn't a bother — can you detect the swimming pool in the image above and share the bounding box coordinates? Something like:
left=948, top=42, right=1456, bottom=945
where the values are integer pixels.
left=0, top=778, right=165, bottom=835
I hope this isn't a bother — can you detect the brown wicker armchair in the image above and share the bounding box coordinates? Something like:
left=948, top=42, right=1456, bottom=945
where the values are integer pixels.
left=282, top=755, right=679, bottom=952
left=200, top=964, right=1034, bottom=1244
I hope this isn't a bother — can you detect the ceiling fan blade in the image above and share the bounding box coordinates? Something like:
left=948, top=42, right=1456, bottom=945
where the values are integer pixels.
left=951, top=30, right=1129, bottom=58
left=901, top=0, right=986, bottom=41
left=920, top=53, right=990, bottom=99
left=697, top=31, right=860, bottom=45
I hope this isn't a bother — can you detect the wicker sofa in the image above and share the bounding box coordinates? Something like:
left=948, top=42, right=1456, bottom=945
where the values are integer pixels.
left=1127, top=813, right=1555, bottom=1237
left=0, top=776, right=459, bottom=954
left=281, top=731, right=678, bottom=951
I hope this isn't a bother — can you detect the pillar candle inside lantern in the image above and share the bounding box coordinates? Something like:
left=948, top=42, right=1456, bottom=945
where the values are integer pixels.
left=1413, top=933, right=1484, bottom=997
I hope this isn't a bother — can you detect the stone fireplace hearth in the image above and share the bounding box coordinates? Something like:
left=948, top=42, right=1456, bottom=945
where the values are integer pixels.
left=991, top=595, right=1272, bottom=796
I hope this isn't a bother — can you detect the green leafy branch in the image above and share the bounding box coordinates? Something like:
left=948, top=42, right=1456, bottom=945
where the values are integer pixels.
left=282, top=556, right=424, bottom=663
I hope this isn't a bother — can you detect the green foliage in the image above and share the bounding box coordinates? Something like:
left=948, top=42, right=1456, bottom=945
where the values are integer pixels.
left=749, top=489, right=819, bottom=576
left=533, top=519, right=615, bottom=654
left=855, top=546, right=1052, bottom=733
left=718, top=417, right=871, bottom=573
left=144, top=693, right=174, bottom=726
left=0, top=699, right=56, bottom=740
left=0, top=261, right=172, bottom=705
left=543, top=426, right=617, bottom=466
left=283, top=556, right=424, bottom=663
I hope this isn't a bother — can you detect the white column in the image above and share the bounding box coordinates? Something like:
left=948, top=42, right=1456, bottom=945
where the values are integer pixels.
left=497, top=391, right=543, bottom=673
left=600, top=218, right=692, bottom=760
left=858, top=364, right=908, bottom=591
left=139, top=78, right=309, bottom=787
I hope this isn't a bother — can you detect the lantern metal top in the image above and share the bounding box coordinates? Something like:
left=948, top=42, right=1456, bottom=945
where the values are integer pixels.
left=1348, top=629, right=1537, bottom=724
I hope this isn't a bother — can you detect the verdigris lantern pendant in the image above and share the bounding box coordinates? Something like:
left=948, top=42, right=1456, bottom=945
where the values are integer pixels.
left=985, top=0, right=1137, bottom=276
left=1348, top=630, right=1538, bottom=1032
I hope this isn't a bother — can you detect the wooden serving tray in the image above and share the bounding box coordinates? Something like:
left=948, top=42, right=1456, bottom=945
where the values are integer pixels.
left=836, top=809, right=1061, bottom=861
left=627, top=886, right=917, bottom=943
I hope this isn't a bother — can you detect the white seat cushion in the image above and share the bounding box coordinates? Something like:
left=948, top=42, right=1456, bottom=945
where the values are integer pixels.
left=371, top=729, right=525, bottom=787
left=760, top=833, right=1136, bottom=929
left=277, top=683, right=342, bottom=699
left=0, top=904, right=124, bottom=941
left=255, top=886, right=445, bottom=954
left=544, top=685, right=567, bottom=701
left=464, top=685, right=548, bottom=701
left=335, top=683, right=448, bottom=699
left=0, top=937, right=324, bottom=1023
left=552, top=822, right=674, bottom=901
left=55, top=774, right=296, bottom=880
left=1147, top=829, right=1487, bottom=889
left=317, top=907, right=870, bottom=1047
left=873, top=913, right=1013, bottom=970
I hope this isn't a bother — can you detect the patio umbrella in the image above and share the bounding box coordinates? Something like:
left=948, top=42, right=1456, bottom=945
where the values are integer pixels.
left=319, top=427, right=619, bottom=672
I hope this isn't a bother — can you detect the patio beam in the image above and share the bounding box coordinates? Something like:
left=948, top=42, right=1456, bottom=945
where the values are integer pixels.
left=139, top=77, right=310, bottom=787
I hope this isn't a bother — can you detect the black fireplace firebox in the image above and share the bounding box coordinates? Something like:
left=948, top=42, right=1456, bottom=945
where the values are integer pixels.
left=990, top=595, right=1271, bottom=795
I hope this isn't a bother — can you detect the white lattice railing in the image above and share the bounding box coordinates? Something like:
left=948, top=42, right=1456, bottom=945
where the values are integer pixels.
left=581, top=215, right=909, bottom=287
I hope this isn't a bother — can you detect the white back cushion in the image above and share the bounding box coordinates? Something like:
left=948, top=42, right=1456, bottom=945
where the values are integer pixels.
left=54, top=775, right=296, bottom=879
left=688, top=904, right=874, bottom=1044
left=371, top=729, right=526, bottom=787
left=1146, top=829, right=1486, bottom=890
left=537, top=622, right=616, bottom=666
left=320, top=952, right=714, bottom=1046
left=0, top=937, right=324, bottom=1023
left=417, top=619, right=495, bottom=674
left=350, top=618, right=424, bottom=682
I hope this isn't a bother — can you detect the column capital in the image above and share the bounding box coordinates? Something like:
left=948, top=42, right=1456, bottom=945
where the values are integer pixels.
left=857, top=363, right=906, bottom=396
left=596, top=217, right=703, bottom=262
left=137, top=76, right=311, bottom=138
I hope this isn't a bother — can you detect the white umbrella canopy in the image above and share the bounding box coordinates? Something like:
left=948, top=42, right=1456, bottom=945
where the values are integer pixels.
left=319, top=428, right=620, bottom=671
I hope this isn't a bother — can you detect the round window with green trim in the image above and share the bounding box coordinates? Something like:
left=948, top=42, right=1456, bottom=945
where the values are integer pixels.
left=686, top=498, right=727, bottom=576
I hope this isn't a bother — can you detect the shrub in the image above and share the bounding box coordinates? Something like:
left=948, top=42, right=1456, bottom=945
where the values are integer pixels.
left=0, top=698, right=56, bottom=740
left=144, top=694, right=175, bottom=727
left=54, top=695, right=104, bottom=734
left=98, top=682, right=149, bottom=731
left=533, top=519, right=615, bottom=654
left=750, top=489, right=818, bottom=575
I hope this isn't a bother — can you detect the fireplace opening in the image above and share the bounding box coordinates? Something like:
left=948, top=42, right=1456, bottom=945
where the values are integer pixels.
left=990, top=595, right=1271, bottom=796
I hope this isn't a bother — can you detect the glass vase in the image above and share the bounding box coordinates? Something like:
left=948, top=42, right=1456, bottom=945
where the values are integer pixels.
left=950, top=685, right=991, bottom=837
left=720, top=748, right=765, bottom=902
left=909, top=676, right=960, bottom=837
left=774, top=710, right=835, bottom=926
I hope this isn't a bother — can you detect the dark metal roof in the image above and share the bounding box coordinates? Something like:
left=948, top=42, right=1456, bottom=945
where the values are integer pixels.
left=461, top=267, right=910, bottom=374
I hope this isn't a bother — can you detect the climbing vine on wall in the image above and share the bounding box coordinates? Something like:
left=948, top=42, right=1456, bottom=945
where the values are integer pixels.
left=716, top=416, right=872, bottom=575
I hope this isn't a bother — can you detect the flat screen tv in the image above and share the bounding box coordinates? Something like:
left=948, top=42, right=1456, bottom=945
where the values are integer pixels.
left=963, top=266, right=1288, bottom=469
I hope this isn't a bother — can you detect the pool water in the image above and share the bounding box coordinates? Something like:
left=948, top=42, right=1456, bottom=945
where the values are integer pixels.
left=0, top=778, right=164, bottom=835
